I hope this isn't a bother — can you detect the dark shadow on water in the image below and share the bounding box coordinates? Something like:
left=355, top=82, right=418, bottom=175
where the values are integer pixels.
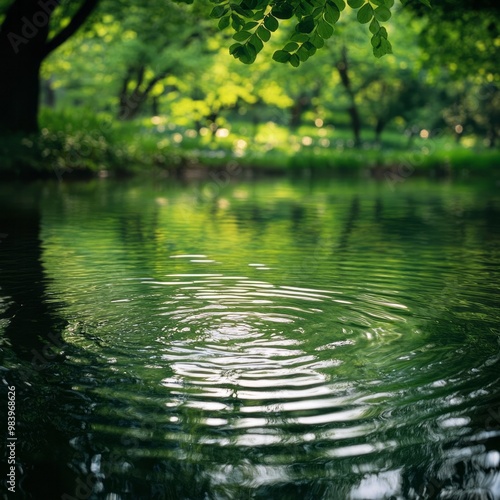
left=0, top=186, right=67, bottom=360
left=0, top=183, right=82, bottom=498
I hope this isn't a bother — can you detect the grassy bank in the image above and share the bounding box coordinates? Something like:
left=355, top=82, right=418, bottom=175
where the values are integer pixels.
left=1, top=108, right=499, bottom=179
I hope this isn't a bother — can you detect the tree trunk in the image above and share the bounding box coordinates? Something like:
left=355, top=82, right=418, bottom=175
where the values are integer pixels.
left=0, top=50, right=42, bottom=134
left=0, top=0, right=49, bottom=134
left=0, top=0, right=99, bottom=135
left=118, top=90, right=147, bottom=120
left=487, top=126, right=497, bottom=148
left=290, top=94, right=309, bottom=129
left=337, top=46, right=362, bottom=147
left=290, top=101, right=303, bottom=128
left=152, top=96, right=159, bottom=116
left=118, top=64, right=172, bottom=120
left=374, top=117, right=386, bottom=144
left=207, top=111, right=219, bottom=141
left=348, top=105, right=362, bottom=147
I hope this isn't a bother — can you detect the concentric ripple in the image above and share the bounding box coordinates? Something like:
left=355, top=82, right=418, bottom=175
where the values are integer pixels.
left=61, top=243, right=500, bottom=498
left=2, top=178, right=499, bottom=499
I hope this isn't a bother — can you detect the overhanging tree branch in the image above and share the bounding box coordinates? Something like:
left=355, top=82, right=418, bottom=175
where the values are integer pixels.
left=42, top=0, right=99, bottom=57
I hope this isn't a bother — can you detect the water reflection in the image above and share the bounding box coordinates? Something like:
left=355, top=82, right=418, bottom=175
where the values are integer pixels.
left=0, top=177, right=499, bottom=498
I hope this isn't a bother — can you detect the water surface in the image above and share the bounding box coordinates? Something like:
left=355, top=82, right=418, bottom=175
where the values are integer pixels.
left=1, top=176, right=499, bottom=499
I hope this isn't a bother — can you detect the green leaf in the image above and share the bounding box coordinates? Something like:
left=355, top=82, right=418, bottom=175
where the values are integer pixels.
left=272, top=3, right=294, bottom=19
left=241, top=0, right=257, bottom=9
left=231, top=4, right=249, bottom=16
left=373, top=44, right=385, bottom=57
left=324, top=4, right=340, bottom=24
left=240, top=52, right=256, bottom=64
left=419, top=0, right=431, bottom=7
left=249, top=34, right=264, bottom=52
left=347, top=0, right=364, bottom=8
left=384, top=0, right=394, bottom=7
left=210, top=5, right=228, bottom=18
left=252, top=9, right=266, bottom=20
left=232, top=44, right=255, bottom=64
left=233, top=30, right=252, bottom=41
left=297, top=16, right=315, bottom=33
left=374, top=5, right=391, bottom=22
left=218, top=15, right=231, bottom=30
left=273, top=50, right=291, bottom=63
left=297, top=45, right=310, bottom=62
left=303, top=41, right=317, bottom=55
left=242, top=21, right=259, bottom=30
left=371, top=33, right=381, bottom=47
left=310, top=32, right=325, bottom=48
left=231, top=14, right=243, bottom=30
left=373, top=37, right=392, bottom=57
left=330, top=0, right=346, bottom=11
left=245, top=42, right=257, bottom=58
left=290, top=32, right=309, bottom=42
left=317, top=20, right=334, bottom=39
left=370, top=0, right=384, bottom=5
left=357, top=3, right=373, bottom=24
left=299, top=2, right=314, bottom=15
left=264, top=15, right=279, bottom=31
left=369, top=18, right=380, bottom=34
left=257, top=25, right=271, bottom=42
left=283, top=42, right=299, bottom=52
left=229, top=42, right=242, bottom=55
left=289, top=53, right=300, bottom=67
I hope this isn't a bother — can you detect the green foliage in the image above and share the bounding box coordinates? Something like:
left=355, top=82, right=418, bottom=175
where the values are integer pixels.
left=2, top=105, right=498, bottom=179
left=175, top=0, right=432, bottom=65
left=3, top=0, right=498, bottom=179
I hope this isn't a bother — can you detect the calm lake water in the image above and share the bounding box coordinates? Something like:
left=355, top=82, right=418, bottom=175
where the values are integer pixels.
left=1, top=176, right=500, bottom=499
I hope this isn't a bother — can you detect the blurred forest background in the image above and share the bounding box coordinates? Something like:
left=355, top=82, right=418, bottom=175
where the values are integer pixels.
left=0, top=0, right=499, bottom=177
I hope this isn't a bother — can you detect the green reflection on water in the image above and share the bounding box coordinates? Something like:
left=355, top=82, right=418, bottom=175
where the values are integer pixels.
left=1, top=177, right=500, bottom=499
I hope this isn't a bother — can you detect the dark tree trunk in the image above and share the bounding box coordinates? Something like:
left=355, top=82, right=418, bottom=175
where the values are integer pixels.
left=375, top=117, right=386, bottom=144
left=487, top=127, right=497, bottom=148
left=207, top=111, right=219, bottom=141
left=348, top=105, right=362, bottom=147
left=0, top=50, right=42, bottom=134
left=118, top=66, right=145, bottom=120
left=337, top=46, right=362, bottom=147
left=118, top=90, right=147, bottom=120
left=0, top=0, right=49, bottom=134
left=0, top=0, right=99, bottom=134
left=290, top=94, right=310, bottom=129
left=152, top=96, right=159, bottom=116
left=118, top=64, right=171, bottom=120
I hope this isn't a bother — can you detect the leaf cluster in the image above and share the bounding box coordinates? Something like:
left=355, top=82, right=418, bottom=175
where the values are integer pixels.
left=174, top=0, right=431, bottom=65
